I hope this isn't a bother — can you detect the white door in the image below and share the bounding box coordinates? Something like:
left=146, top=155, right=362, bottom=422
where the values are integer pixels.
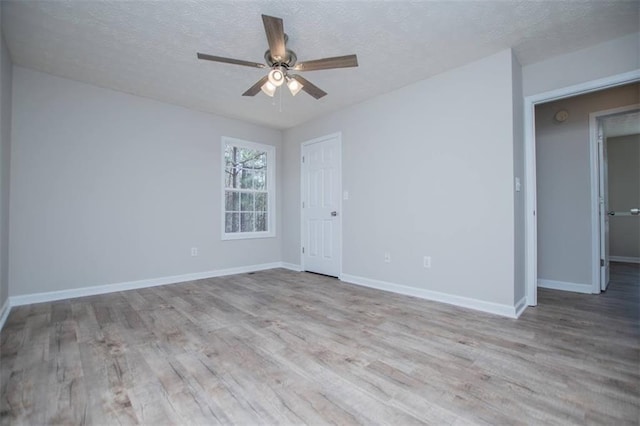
left=598, top=122, right=610, bottom=291
left=301, top=134, right=342, bottom=277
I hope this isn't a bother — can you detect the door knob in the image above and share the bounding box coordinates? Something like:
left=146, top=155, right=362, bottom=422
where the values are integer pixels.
left=331, top=211, right=338, bottom=217
left=631, top=208, right=640, bottom=216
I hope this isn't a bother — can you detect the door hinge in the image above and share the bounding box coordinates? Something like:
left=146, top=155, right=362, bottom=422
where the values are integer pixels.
left=302, top=156, right=305, bottom=163
left=302, top=247, right=305, bottom=254
left=600, top=258, right=605, bottom=267
left=302, top=201, right=305, bottom=208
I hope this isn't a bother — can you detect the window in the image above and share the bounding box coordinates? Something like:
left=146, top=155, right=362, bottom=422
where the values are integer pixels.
left=222, top=137, right=275, bottom=240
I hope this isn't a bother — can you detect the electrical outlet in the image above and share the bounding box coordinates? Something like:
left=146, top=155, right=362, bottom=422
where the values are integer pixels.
left=384, top=251, right=391, bottom=263
left=423, top=256, right=431, bottom=268
left=191, top=247, right=198, bottom=257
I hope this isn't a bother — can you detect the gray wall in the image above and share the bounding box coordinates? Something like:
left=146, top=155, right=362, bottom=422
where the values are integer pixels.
left=0, top=14, right=12, bottom=308
left=607, top=134, right=640, bottom=260
left=523, top=32, right=639, bottom=97
left=283, top=49, right=518, bottom=307
left=535, top=84, right=639, bottom=286
left=512, top=51, right=525, bottom=304
left=9, top=67, right=282, bottom=296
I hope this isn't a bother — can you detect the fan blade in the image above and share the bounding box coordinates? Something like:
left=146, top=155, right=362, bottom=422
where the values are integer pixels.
left=197, top=52, right=265, bottom=69
left=262, top=15, right=286, bottom=61
left=242, top=76, right=270, bottom=96
left=291, top=75, right=327, bottom=99
left=293, top=54, right=358, bottom=72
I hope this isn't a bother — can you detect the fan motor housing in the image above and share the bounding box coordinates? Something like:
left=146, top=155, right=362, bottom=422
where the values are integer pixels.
left=265, top=49, right=297, bottom=68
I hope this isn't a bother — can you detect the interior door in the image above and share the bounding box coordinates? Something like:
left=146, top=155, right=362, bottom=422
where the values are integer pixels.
left=598, top=121, right=610, bottom=291
left=301, top=134, right=341, bottom=277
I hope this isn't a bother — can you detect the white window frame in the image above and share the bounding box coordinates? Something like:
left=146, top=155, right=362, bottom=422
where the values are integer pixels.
left=221, top=137, right=276, bottom=240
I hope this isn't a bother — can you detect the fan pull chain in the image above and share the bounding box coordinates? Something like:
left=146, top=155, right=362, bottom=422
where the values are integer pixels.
left=279, top=85, right=283, bottom=113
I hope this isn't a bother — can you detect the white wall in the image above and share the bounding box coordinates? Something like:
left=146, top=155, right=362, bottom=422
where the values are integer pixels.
left=284, top=49, right=518, bottom=309
left=9, top=67, right=282, bottom=296
left=523, top=32, right=639, bottom=97
left=0, top=13, right=11, bottom=308
left=607, top=134, right=640, bottom=260
left=535, top=84, right=639, bottom=287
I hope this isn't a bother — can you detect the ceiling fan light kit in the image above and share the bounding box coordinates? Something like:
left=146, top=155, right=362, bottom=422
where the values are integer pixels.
left=286, top=75, right=303, bottom=96
left=267, top=68, right=285, bottom=87
left=260, top=81, right=277, bottom=97
left=197, top=14, right=358, bottom=100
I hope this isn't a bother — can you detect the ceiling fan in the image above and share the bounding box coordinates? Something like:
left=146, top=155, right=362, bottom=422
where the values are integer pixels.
left=197, top=14, right=358, bottom=100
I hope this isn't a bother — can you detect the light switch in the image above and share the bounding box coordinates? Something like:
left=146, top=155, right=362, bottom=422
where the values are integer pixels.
left=515, top=177, right=521, bottom=192
left=343, top=190, right=349, bottom=200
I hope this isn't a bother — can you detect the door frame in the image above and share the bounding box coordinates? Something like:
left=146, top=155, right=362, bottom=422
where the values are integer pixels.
left=300, top=132, right=343, bottom=278
left=524, top=70, right=640, bottom=306
left=589, top=104, right=640, bottom=292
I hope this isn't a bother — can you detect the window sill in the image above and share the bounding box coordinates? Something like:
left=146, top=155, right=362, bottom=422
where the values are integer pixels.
left=221, top=232, right=276, bottom=241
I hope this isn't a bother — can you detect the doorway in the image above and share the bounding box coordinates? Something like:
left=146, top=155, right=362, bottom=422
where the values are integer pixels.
left=300, top=133, right=342, bottom=277
left=591, top=106, right=640, bottom=291
left=524, top=71, right=640, bottom=306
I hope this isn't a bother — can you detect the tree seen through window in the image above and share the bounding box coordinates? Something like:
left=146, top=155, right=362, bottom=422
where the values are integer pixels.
left=224, top=144, right=269, bottom=234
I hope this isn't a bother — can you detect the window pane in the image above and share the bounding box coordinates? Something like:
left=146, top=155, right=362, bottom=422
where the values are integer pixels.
left=255, top=213, right=267, bottom=232
left=240, top=193, right=254, bottom=211
left=255, top=192, right=267, bottom=211
left=253, top=171, right=266, bottom=190
left=225, top=167, right=241, bottom=189
left=243, top=150, right=267, bottom=170
left=222, top=139, right=273, bottom=238
left=225, top=145, right=238, bottom=188
left=240, top=212, right=254, bottom=232
left=225, top=213, right=240, bottom=233
left=240, top=169, right=254, bottom=189
left=224, top=144, right=234, bottom=168
left=225, top=191, right=240, bottom=211
left=225, top=213, right=233, bottom=233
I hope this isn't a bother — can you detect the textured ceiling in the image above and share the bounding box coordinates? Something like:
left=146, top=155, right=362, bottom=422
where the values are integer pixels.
left=2, top=0, right=639, bottom=129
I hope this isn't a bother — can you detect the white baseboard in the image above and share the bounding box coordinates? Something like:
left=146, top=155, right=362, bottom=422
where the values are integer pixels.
left=514, top=296, right=528, bottom=318
left=340, top=274, right=520, bottom=318
left=537, top=279, right=592, bottom=294
left=9, top=262, right=283, bottom=308
left=2, top=263, right=529, bottom=330
left=609, top=256, right=640, bottom=264
left=0, top=298, right=10, bottom=331
left=280, top=262, right=303, bottom=272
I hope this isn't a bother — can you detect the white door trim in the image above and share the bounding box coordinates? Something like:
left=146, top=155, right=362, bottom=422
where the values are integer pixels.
left=300, top=132, right=343, bottom=278
left=524, top=69, right=640, bottom=306
left=589, top=104, right=640, bottom=293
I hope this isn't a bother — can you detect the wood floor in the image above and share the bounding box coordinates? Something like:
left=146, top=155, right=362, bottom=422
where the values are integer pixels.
left=1, top=263, right=638, bottom=425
